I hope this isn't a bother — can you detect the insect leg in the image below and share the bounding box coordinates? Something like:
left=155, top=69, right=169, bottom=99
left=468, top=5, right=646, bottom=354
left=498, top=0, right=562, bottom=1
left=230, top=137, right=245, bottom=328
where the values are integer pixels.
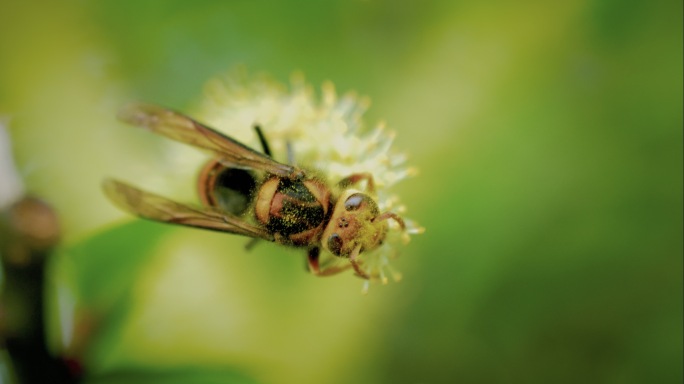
left=254, top=124, right=297, bottom=166
left=337, top=173, right=375, bottom=194
left=349, top=244, right=370, bottom=279
left=244, top=237, right=260, bottom=251
left=286, top=141, right=295, bottom=165
left=307, top=247, right=321, bottom=273
left=307, top=247, right=353, bottom=277
left=253, top=125, right=272, bottom=157
left=374, top=211, right=406, bottom=230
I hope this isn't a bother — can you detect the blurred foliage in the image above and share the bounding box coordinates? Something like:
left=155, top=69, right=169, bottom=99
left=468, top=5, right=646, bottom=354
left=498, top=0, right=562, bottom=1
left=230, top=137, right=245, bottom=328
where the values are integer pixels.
left=0, top=0, right=682, bottom=383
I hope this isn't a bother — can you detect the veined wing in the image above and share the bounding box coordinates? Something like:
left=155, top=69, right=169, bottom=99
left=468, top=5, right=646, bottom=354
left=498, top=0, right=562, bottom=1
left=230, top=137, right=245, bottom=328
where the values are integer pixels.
left=102, top=178, right=274, bottom=241
left=118, top=103, right=302, bottom=179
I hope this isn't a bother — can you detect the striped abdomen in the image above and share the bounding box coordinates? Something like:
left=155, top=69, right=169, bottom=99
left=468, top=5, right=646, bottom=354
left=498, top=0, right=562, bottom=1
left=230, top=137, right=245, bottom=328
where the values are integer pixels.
left=255, top=177, right=331, bottom=246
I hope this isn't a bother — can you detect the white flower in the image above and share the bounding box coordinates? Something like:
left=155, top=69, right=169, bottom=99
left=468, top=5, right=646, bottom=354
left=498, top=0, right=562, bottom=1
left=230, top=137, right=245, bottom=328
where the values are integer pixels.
left=190, top=71, right=424, bottom=292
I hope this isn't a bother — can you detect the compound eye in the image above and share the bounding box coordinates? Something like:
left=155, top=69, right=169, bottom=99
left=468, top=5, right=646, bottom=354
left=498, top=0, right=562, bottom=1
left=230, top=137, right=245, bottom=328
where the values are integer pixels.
left=327, top=234, right=344, bottom=256
left=344, top=193, right=378, bottom=214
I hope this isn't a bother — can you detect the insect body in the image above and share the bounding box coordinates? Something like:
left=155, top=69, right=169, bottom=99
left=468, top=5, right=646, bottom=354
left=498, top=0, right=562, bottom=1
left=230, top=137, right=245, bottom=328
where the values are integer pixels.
left=103, top=103, right=405, bottom=279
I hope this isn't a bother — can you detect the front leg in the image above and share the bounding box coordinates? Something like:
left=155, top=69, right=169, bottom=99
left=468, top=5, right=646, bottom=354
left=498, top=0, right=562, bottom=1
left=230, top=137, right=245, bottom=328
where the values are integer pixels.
left=337, top=172, right=375, bottom=194
left=307, top=247, right=353, bottom=277
left=348, top=244, right=370, bottom=279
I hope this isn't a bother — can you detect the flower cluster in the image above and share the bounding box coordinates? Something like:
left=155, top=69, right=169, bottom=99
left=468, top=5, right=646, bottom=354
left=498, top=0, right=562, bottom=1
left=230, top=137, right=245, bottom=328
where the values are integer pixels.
left=193, top=71, right=423, bottom=292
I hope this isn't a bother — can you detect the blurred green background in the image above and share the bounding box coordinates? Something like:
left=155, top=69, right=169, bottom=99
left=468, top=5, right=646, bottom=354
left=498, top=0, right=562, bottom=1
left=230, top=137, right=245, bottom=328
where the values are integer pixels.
left=0, top=1, right=682, bottom=383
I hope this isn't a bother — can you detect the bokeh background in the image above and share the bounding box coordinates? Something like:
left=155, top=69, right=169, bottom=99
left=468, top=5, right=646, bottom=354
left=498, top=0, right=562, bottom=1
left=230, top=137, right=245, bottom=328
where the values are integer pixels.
left=1, top=1, right=682, bottom=383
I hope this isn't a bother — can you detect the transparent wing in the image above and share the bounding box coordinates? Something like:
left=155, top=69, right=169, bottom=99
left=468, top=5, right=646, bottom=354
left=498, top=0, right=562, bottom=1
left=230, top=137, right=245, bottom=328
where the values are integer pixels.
left=103, top=178, right=274, bottom=241
left=118, top=103, right=302, bottom=178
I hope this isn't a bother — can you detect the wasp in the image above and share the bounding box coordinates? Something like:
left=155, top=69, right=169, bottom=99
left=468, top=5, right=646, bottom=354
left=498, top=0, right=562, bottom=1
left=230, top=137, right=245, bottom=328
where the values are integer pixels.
left=103, top=104, right=406, bottom=279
